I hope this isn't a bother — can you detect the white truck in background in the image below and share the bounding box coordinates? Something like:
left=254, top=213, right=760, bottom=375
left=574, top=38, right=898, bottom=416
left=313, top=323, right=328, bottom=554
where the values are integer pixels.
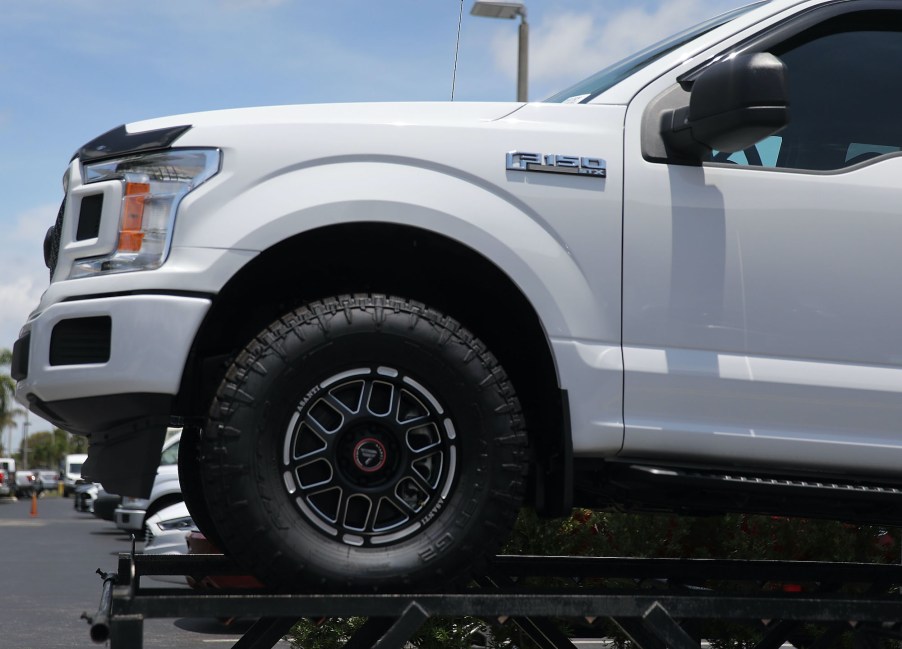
left=62, top=453, right=87, bottom=497
left=12, top=0, right=902, bottom=589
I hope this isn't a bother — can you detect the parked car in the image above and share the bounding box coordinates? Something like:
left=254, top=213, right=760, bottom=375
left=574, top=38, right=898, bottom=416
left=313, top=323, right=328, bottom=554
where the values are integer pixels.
left=143, top=502, right=196, bottom=585
left=35, top=469, right=59, bottom=492
left=62, top=454, right=87, bottom=497
left=114, top=431, right=182, bottom=534
left=14, top=470, right=42, bottom=498
left=0, top=458, right=15, bottom=498
left=74, top=482, right=99, bottom=513
left=144, top=501, right=195, bottom=552
left=0, top=469, right=12, bottom=498
left=92, top=488, right=122, bottom=522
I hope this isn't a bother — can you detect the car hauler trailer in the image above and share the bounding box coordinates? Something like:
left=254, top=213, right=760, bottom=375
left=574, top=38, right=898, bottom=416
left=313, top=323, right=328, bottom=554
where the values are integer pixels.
left=87, top=550, right=902, bottom=649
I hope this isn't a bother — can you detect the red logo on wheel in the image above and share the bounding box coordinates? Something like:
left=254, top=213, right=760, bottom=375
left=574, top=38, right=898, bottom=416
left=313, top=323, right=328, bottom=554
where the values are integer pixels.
left=353, top=438, right=387, bottom=472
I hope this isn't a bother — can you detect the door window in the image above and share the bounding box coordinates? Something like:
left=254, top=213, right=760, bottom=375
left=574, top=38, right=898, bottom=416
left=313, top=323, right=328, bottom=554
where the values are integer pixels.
left=716, top=11, right=902, bottom=171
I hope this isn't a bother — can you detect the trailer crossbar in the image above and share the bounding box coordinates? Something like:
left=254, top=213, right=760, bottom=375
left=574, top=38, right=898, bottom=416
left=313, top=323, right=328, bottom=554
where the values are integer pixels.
left=91, top=553, right=902, bottom=649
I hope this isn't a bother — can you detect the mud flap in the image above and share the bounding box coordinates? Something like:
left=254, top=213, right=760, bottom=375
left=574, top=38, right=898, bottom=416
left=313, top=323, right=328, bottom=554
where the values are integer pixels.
left=82, top=420, right=168, bottom=498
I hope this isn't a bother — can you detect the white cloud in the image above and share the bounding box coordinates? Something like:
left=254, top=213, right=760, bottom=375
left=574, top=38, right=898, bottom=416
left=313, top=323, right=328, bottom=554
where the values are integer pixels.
left=0, top=203, right=55, bottom=351
left=0, top=275, right=43, bottom=343
left=0, top=204, right=72, bottom=441
left=490, top=0, right=741, bottom=97
left=12, top=203, right=57, bottom=243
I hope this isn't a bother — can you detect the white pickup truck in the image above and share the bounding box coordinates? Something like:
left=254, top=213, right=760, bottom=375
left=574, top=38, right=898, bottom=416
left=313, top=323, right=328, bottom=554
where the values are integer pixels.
left=12, top=0, right=902, bottom=589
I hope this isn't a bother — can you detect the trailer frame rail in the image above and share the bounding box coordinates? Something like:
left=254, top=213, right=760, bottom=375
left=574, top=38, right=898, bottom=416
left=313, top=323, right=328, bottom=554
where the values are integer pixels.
left=88, top=552, right=902, bottom=649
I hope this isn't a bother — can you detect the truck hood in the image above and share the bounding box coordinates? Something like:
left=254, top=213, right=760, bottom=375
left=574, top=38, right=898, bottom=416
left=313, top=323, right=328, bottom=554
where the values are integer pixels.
left=130, top=102, right=526, bottom=135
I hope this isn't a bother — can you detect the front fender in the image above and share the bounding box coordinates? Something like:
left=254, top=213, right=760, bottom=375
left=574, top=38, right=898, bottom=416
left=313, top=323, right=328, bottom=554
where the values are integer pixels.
left=179, top=157, right=609, bottom=342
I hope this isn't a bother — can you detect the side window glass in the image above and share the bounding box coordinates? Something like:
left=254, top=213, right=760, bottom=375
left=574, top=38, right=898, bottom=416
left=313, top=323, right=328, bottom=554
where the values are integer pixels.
left=766, top=12, right=902, bottom=171
left=845, top=143, right=901, bottom=165
left=160, top=441, right=179, bottom=466
left=714, top=136, right=783, bottom=167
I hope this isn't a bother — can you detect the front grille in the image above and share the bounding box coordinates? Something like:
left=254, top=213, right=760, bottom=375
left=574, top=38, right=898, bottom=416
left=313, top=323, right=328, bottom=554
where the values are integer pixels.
left=49, top=317, right=112, bottom=366
left=44, top=199, right=65, bottom=280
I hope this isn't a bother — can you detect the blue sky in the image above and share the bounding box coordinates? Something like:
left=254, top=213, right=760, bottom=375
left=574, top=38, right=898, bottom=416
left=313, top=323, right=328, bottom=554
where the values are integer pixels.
left=0, top=0, right=747, bottom=448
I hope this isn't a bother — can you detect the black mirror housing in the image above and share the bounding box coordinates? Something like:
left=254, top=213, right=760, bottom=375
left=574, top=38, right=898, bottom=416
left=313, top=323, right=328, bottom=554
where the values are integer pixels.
left=662, top=52, right=789, bottom=159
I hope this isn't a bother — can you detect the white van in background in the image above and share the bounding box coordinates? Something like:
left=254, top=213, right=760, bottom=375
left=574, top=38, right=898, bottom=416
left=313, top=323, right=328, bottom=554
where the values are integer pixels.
left=62, top=453, right=88, bottom=497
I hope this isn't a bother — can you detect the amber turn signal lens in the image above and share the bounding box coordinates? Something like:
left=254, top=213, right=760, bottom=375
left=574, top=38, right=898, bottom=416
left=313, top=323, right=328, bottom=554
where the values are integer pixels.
left=119, top=182, right=150, bottom=252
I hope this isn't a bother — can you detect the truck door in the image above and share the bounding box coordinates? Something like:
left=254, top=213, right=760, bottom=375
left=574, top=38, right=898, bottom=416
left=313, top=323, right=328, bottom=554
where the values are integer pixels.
left=621, top=6, right=902, bottom=476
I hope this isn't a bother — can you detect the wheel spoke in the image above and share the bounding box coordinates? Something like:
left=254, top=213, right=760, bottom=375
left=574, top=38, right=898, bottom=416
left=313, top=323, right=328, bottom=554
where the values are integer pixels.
left=365, top=380, right=394, bottom=418
left=394, top=477, right=429, bottom=514
left=294, top=457, right=335, bottom=490
left=283, top=366, right=456, bottom=546
left=304, top=402, right=343, bottom=436
left=409, top=453, right=444, bottom=492
left=342, top=493, right=373, bottom=532
left=306, top=486, right=343, bottom=523
left=372, top=497, right=409, bottom=532
left=324, top=381, right=365, bottom=415
left=289, top=418, right=329, bottom=462
left=406, top=423, right=442, bottom=455
left=396, top=388, right=430, bottom=425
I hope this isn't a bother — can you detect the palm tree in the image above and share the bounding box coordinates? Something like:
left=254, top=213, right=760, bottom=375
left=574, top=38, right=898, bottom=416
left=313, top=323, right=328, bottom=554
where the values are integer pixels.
left=0, top=349, right=21, bottom=456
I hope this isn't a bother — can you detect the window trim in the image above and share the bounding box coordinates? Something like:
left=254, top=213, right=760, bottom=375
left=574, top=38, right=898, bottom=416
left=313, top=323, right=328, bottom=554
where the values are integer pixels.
left=678, top=0, right=897, bottom=88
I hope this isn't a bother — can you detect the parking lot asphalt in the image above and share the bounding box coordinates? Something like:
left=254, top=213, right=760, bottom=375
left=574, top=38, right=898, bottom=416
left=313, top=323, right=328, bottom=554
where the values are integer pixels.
left=0, top=494, right=291, bottom=649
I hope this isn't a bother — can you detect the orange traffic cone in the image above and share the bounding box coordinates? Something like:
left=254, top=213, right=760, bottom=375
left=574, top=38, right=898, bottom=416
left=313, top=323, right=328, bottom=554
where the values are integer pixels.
left=30, top=491, right=38, bottom=517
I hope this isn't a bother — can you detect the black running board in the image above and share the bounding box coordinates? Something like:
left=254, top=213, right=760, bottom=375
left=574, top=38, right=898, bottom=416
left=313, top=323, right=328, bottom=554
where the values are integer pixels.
left=573, top=461, right=902, bottom=525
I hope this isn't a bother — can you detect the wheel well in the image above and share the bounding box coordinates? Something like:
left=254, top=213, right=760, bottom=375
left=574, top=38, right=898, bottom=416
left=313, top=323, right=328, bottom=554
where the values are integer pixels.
left=176, top=222, right=571, bottom=514
left=146, top=493, right=184, bottom=521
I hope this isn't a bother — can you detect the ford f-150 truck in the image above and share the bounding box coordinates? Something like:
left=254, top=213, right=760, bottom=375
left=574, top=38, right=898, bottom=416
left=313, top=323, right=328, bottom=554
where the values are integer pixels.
left=12, top=0, right=902, bottom=589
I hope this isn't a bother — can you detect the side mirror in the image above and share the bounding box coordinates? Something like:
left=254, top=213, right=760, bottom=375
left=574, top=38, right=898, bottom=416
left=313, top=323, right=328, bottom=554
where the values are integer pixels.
left=662, top=52, right=789, bottom=159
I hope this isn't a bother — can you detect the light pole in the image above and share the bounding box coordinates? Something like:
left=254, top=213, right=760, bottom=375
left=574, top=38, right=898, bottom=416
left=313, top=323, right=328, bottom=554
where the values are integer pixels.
left=471, top=1, right=528, bottom=102
left=22, top=411, right=30, bottom=468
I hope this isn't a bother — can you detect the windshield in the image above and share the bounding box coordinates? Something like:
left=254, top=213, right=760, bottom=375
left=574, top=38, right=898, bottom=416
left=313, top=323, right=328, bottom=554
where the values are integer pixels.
left=545, top=2, right=768, bottom=103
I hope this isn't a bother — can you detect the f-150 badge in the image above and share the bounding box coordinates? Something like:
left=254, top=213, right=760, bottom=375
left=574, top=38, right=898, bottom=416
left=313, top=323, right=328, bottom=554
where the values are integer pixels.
left=506, top=151, right=606, bottom=178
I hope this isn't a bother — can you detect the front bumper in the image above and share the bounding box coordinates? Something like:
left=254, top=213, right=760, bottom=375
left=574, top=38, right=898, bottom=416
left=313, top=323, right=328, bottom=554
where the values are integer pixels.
left=115, top=505, right=148, bottom=532
left=13, top=293, right=210, bottom=433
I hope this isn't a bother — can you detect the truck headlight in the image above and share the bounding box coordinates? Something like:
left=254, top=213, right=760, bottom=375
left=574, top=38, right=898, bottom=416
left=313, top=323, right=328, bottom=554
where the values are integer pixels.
left=69, top=149, right=219, bottom=277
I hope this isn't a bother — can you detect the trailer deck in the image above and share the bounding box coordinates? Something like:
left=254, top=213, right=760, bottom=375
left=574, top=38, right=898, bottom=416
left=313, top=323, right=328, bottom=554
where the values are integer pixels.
left=86, top=551, right=902, bottom=649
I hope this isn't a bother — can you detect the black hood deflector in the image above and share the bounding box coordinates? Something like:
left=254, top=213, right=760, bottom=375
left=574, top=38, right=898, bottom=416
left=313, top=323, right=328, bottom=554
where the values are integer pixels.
left=75, top=123, right=192, bottom=163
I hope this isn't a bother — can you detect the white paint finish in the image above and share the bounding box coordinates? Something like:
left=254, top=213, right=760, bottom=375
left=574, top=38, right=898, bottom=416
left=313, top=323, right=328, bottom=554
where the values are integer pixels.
left=30, top=247, right=254, bottom=317
left=53, top=161, right=124, bottom=280
left=16, top=294, right=210, bottom=403
left=167, top=102, right=625, bottom=342
left=23, top=101, right=629, bottom=450
left=620, top=12, right=902, bottom=472
left=552, top=339, right=624, bottom=455
left=623, top=347, right=902, bottom=471
left=624, top=162, right=902, bottom=365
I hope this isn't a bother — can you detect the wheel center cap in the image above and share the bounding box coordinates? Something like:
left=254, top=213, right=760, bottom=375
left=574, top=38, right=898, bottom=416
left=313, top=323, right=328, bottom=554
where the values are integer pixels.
left=353, top=438, right=387, bottom=473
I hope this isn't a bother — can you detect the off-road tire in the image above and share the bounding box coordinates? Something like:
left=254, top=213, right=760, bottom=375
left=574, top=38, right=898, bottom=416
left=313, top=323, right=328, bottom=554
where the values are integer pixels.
left=200, top=294, right=528, bottom=590
left=177, top=426, right=226, bottom=549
